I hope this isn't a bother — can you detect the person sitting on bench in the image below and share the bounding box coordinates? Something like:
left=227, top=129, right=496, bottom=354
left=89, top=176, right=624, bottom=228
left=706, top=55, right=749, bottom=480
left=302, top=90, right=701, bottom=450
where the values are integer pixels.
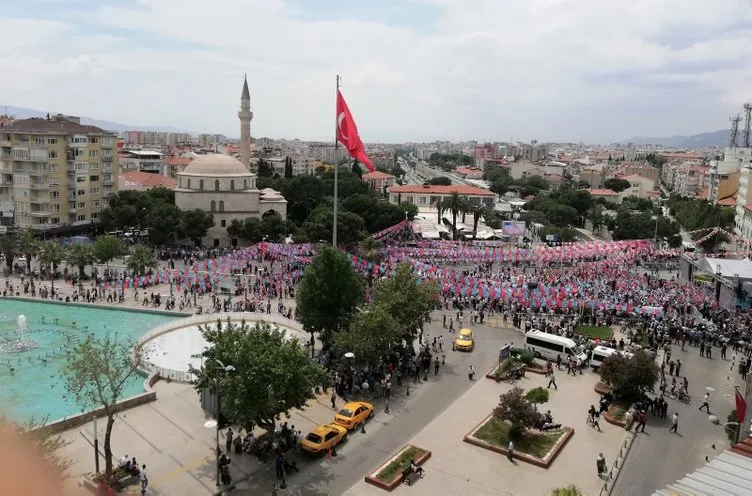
left=409, top=460, right=424, bottom=477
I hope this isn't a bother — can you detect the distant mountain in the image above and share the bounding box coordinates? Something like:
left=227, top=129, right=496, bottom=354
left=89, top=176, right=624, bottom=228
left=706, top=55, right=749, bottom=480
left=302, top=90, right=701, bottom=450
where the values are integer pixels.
left=0, top=105, right=192, bottom=134
left=624, top=129, right=730, bottom=148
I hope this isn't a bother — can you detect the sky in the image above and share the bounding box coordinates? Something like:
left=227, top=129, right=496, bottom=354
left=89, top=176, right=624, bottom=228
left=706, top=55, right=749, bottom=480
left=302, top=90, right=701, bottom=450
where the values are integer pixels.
left=2, top=0, right=752, bottom=143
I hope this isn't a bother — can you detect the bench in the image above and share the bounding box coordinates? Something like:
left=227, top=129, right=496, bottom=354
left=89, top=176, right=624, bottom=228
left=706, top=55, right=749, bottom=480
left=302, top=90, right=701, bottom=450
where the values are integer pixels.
left=402, top=467, right=422, bottom=486
left=110, top=474, right=139, bottom=493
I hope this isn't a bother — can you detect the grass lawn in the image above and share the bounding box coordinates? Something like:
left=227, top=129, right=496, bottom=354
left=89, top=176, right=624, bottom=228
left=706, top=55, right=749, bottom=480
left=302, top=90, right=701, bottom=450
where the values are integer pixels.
left=608, top=399, right=632, bottom=421
left=575, top=325, right=612, bottom=340
left=474, top=417, right=563, bottom=459
left=375, top=445, right=428, bottom=482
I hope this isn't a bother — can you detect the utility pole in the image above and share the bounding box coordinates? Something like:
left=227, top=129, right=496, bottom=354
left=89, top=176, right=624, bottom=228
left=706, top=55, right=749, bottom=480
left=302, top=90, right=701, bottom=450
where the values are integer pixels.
left=333, top=75, right=341, bottom=246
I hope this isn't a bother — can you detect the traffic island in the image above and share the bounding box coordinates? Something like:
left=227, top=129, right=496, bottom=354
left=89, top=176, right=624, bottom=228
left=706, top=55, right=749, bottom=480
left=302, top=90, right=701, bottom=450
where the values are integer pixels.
left=364, top=444, right=431, bottom=491
left=463, top=414, right=574, bottom=468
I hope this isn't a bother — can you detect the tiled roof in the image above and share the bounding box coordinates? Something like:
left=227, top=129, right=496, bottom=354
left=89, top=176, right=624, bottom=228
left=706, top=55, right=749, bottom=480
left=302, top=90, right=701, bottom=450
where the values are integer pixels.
left=585, top=188, right=619, bottom=196
left=719, top=196, right=737, bottom=206
left=389, top=184, right=495, bottom=196
left=0, top=117, right=110, bottom=134
left=163, top=156, right=193, bottom=166
left=362, top=171, right=393, bottom=180
left=120, top=171, right=177, bottom=189
left=743, top=204, right=752, bottom=214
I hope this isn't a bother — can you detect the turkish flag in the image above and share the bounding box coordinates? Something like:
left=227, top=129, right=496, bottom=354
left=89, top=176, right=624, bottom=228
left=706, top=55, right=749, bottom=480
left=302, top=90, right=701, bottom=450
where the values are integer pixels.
left=736, top=387, right=747, bottom=425
left=336, top=90, right=374, bottom=172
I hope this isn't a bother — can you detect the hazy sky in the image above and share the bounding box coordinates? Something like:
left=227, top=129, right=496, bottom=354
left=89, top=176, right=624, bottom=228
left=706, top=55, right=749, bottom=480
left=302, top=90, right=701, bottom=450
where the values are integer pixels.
left=2, top=0, right=752, bottom=143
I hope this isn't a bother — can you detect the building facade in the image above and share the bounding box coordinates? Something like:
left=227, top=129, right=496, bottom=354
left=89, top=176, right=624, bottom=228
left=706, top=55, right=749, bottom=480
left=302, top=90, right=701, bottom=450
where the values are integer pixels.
left=174, top=154, right=285, bottom=247
left=0, top=115, right=118, bottom=232
left=119, top=150, right=163, bottom=174
left=362, top=171, right=395, bottom=192
left=388, top=184, right=496, bottom=208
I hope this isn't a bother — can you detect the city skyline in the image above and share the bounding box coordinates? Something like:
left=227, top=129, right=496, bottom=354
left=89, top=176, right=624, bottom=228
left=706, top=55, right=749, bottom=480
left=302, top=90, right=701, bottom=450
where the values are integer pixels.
left=2, top=0, right=752, bottom=143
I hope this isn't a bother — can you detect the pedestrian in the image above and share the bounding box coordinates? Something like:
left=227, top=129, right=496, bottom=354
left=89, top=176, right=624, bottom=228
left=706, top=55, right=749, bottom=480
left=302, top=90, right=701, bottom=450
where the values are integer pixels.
left=434, top=357, right=440, bottom=375
left=507, top=440, right=514, bottom=462
left=699, top=392, right=712, bottom=413
left=636, top=410, right=647, bottom=432
left=669, top=360, right=675, bottom=376
left=468, top=365, right=475, bottom=381
left=547, top=371, right=558, bottom=390
left=556, top=354, right=562, bottom=370
left=225, top=427, right=233, bottom=454
left=675, top=359, right=681, bottom=377
left=670, top=412, right=678, bottom=433
left=596, top=453, right=606, bottom=478
left=330, top=390, right=336, bottom=409
left=139, top=465, right=148, bottom=495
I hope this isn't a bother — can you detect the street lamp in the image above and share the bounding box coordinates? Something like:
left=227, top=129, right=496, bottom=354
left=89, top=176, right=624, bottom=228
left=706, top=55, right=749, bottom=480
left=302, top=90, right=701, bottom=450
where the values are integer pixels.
left=708, top=414, right=741, bottom=443
left=214, top=360, right=235, bottom=486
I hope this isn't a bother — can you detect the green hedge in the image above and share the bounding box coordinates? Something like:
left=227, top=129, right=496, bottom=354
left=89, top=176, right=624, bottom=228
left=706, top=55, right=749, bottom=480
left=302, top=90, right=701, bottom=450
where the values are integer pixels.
left=511, top=347, right=534, bottom=364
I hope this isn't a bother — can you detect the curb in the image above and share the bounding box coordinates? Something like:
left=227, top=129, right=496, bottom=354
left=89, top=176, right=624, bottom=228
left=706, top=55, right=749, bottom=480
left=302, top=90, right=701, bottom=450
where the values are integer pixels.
left=599, top=431, right=636, bottom=496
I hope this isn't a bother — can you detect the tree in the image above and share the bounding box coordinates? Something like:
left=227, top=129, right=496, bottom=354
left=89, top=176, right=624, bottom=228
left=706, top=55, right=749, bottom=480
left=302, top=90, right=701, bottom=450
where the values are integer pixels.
left=228, top=218, right=264, bottom=244
left=526, top=175, right=548, bottom=191
left=257, top=157, right=274, bottom=177
left=470, top=205, right=488, bottom=239
left=589, top=205, right=605, bottom=231
left=552, top=486, right=584, bottom=496
left=0, top=234, right=16, bottom=270
left=296, top=245, right=364, bottom=351
left=371, top=263, right=438, bottom=343
left=66, top=244, right=94, bottom=278
left=261, top=215, right=293, bottom=242
left=180, top=209, right=215, bottom=246
left=284, top=156, right=293, bottom=179
left=333, top=306, right=401, bottom=367
left=604, top=178, right=631, bottom=193
left=399, top=202, right=418, bottom=220
left=351, top=160, right=363, bottom=179
left=60, top=334, right=144, bottom=481
left=599, top=350, right=659, bottom=401
left=360, top=237, right=383, bottom=265
left=126, top=245, right=157, bottom=276
left=426, top=176, right=452, bottom=186
left=525, top=387, right=550, bottom=410
left=148, top=203, right=181, bottom=246
left=93, top=235, right=124, bottom=268
left=189, top=320, right=328, bottom=434
left=17, top=229, right=38, bottom=273
left=493, top=387, right=541, bottom=440
left=38, top=241, right=64, bottom=290
left=17, top=418, right=72, bottom=479
left=443, top=192, right=464, bottom=238
left=296, top=206, right=367, bottom=246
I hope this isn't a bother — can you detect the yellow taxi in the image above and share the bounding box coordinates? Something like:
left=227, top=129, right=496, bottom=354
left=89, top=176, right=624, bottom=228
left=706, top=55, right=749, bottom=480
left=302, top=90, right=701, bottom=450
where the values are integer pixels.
left=299, top=423, right=348, bottom=455
left=454, top=328, right=474, bottom=351
left=334, top=401, right=374, bottom=431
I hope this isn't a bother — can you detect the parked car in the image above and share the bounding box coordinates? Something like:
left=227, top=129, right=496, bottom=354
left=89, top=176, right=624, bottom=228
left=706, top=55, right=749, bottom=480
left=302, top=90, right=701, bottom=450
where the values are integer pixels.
left=299, top=423, right=347, bottom=456
left=334, top=401, right=374, bottom=430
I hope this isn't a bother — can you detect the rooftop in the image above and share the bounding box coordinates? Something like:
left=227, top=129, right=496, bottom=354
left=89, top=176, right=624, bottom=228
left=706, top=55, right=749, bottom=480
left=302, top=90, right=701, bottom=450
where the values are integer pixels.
left=120, top=171, right=177, bottom=189
left=0, top=117, right=113, bottom=135
left=362, top=171, right=393, bottom=180
left=388, top=184, right=496, bottom=196
left=585, top=188, right=620, bottom=196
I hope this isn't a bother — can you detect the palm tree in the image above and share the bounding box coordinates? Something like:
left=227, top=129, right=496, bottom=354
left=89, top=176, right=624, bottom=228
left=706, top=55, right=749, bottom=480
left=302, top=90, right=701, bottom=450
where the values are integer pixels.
left=66, top=244, right=95, bottom=279
left=459, top=196, right=471, bottom=224
left=471, top=205, right=488, bottom=239
left=435, top=199, right=444, bottom=224
left=0, top=234, right=17, bottom=271
left=38, top=241, right=65, bottom=291
left=126, top=245, right=157, bottom=276
left=360, top=237, right=383, bottom=265
left=443, top=192, right=464, bottom=239
left=17, top=229, right=38, bottom=274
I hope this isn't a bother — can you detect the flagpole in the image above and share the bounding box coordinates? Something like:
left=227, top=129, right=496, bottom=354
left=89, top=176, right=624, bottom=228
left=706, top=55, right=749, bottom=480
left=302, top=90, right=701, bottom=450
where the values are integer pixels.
left=333, top=74, right=340, bottom=247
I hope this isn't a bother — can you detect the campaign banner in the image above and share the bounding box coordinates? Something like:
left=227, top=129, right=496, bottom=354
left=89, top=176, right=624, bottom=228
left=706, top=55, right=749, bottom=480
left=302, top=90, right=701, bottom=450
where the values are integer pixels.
left=502, top=221, right=526, bottom=237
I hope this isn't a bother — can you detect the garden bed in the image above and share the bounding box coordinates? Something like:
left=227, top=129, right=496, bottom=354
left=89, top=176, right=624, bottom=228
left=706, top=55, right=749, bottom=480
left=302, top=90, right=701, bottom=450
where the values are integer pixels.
left=594, top=382, right=613, bottom=396
left=486, top=355, right=547, bottom=381
left=575, top=325, right=613, bottom=340
left=604, top=400, right=632, bottom=427
left=365, top=444, right=431, bottom=491
left=463, top=414, right=573, bottom=468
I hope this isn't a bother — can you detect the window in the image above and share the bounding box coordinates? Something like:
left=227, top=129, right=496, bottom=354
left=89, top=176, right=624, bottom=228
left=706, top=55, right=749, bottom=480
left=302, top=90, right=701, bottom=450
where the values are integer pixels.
left=91, top=212, right=99, bottom=220
left=47, top=150, right=57, bottom=159
left=89, top=137, right=98, bottom=144
left=244, top=179, right=247, bottom=189
left=77, top=214, right=86, bottom=221
left=74, top=162, right=87, bottom=171
left=199, top=179, right=204, bottom=190
left=78, top=202, right=85, bottom=208
left=219, top=200, right=224, bottom=212
left=35, top=137, right=45, bottom=145
left=49, top=179, right=59, bottom=186
left=47, top=163, right=59, bottom=173
left=89, top=175, right=99, bottom=182
left=90, top=187, right=100, bottom=194
left=525, top=336, right=564, bottom=353
left=53, top=204, right=60, bottom=212
left=89, top=150, right=98, bottom=158
left=89, top=163, right=99, bottom=170
left=47, top=138, right=57, bottom=145
left=49, top=191, right=60, bottom=199
left=215, top=180, right=219, bottom=191
left=221, top=219, right=226, bottom=227
left=51, top=217, right=59, bottom=224
left=77, top=189, right=85, bottom=196
left=12, top=148, right=30, bottom=160
left=19, top=135, right=29, bottom=143
left=187, top=179, right=191, bottom=189
left=76, top=176, right=86, bottom=183
left=230, top=180, right=235, bottom=191
left=74, top=148, right=84, bottom=157
left=210, top=200, right=216, bottom=212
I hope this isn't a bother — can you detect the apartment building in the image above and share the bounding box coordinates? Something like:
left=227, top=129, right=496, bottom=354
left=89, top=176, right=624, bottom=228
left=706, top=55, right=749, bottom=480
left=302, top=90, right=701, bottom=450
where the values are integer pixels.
left=120, top=150, right=163, bottom=174
left=362, top=171, right=395, bottom=192
left=267, top=155, right=314, bottom=176
left=618, top=174, right=656, bottom=200
left=0, top=115, right=118, bottom=232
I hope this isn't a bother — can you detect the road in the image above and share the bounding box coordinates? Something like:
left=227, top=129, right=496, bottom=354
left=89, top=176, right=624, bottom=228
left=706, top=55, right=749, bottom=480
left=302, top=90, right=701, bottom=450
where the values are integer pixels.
left=227, top=314, right=522, bottom=495
left=611, top=340, right=743, bottom=495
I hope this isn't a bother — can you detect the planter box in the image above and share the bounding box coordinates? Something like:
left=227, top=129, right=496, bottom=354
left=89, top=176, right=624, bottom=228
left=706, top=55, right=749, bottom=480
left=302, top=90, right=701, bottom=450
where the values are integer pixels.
left=463, top=413, right=574, bottom=469
left=594, top=382, right=612, bottom=396
left=364, top=444, right=431, bottom=491
left=485, top=360, right=547, bottom=381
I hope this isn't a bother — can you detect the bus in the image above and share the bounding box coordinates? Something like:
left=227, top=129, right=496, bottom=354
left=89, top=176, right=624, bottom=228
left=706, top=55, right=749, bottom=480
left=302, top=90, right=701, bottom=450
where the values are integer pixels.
left=524, top=330, right=588, bottom=364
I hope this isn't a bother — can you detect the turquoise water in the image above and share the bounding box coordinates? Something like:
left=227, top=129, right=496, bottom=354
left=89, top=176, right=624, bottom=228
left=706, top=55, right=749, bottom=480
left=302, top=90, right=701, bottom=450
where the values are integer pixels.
left=0, top=299, right=180, bottom=424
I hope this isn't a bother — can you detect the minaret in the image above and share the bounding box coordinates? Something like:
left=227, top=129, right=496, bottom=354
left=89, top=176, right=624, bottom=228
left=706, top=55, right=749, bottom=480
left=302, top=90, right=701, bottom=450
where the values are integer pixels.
left=238, top=74, right=253, bottom=169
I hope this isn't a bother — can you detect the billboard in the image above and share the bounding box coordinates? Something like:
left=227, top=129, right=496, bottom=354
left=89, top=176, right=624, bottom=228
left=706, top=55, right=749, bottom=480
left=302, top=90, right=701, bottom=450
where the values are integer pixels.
left=502, top=221, right=526, bottom=237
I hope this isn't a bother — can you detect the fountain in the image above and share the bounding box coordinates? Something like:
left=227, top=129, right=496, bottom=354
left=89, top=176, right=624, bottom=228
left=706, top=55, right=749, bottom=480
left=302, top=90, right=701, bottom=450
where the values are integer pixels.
left=0, top=314, right=38, bottom=354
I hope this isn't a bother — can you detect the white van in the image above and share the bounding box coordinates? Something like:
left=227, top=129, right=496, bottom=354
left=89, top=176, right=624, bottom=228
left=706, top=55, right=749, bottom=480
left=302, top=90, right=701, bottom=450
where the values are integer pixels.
left=525, top=330, right=588, bottom=364
left=590, top=345, right=632, bottom=370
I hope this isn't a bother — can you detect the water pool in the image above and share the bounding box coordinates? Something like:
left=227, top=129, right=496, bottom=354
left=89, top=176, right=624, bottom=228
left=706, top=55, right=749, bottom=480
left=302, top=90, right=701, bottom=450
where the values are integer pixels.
left=0, top=299, right=181, bottom=424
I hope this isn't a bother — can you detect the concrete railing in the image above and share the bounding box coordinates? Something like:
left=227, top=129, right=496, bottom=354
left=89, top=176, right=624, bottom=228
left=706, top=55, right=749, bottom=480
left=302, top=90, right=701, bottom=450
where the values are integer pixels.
left=136, top=312, right=307, bottom=384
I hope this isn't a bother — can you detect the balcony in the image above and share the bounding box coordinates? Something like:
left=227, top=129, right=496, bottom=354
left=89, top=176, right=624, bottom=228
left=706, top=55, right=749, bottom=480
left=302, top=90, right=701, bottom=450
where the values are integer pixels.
left=30, top=211, right=51, bottom=217
left=29, top=197, right=48, bottom=204
left=103, top=179, right=113, bottom=186
left=30, top=223, right=60, bottom=230
left=0, top=140, right=11, bottom=147
left=72, top=220, right=90, bottom=227
left=29, top=183, right=48, bottom=190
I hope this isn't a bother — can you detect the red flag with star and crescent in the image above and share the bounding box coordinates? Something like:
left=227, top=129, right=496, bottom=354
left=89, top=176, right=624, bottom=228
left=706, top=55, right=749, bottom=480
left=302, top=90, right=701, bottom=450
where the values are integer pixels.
left=736, top=387, right=747, bottom=424
left=336, top=90, right=374, bottom=172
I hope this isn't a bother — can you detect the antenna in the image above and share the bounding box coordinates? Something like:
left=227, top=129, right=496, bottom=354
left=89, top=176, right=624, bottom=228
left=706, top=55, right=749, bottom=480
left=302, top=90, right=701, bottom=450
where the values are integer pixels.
left=730, top=114, right=741, bottom=148
left=743, top=103, right=752, bottom=148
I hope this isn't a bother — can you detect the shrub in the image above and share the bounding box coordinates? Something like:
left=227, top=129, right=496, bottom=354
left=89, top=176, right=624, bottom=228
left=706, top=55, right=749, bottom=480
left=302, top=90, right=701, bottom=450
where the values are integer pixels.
left=511, top=347, right=535, bottom=365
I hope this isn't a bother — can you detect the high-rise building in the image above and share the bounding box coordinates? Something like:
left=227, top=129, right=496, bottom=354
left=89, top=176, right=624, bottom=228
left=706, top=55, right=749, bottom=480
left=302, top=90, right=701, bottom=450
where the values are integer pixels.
left=238, top=75, right=253, bottom=169
left=0, top=114, right=118, bottom=232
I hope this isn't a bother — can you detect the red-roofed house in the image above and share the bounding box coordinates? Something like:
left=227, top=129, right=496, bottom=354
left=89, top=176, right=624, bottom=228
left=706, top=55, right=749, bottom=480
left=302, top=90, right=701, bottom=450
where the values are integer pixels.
left=119, top=171, right=177, bottom=191
left=362, top=171, right=395, bottom=192
left=163, top=156, right=193, bottom=178
left=455, top=166, right=484, bottom=179
left=388, top=184, right=496, bottom=208
left=585, top=189, right=621, bottom=202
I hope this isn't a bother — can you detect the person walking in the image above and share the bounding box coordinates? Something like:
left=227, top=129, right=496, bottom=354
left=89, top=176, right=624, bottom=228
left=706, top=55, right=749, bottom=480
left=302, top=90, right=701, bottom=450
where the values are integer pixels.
left=507, top=440, right=514, bottom=462
left=596, top=453, right=606, bottom=478
left=699, top=392, right=712, bottom=413
left=330, top=390, right=336, bottom=409
left=139, top=465, right=148, bottom=495
left=669, top=412, right=679, bottom=433
left=468, top=365, right=475, bottom=380
left=547, top=370, right=558, bottom=390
